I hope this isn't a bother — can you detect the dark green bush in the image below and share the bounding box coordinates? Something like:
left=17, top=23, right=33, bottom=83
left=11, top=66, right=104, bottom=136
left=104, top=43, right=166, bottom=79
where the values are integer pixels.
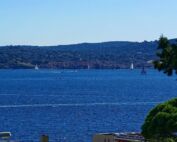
left=142, top=98, right=177, bottom=141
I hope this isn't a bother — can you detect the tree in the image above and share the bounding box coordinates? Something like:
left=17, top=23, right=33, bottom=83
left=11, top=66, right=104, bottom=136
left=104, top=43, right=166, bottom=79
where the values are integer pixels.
left=142, top=36, right=177, bottom=141
left=141, top=98, right=177, bottom=141
left=154, top=36, right=177, bottom=76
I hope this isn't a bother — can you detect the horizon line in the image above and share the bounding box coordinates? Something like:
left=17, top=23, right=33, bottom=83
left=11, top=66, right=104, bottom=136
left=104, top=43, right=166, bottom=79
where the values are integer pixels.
left=0, top=39, right=160, bottom=47
left=0, top=37, right=176, bottom=47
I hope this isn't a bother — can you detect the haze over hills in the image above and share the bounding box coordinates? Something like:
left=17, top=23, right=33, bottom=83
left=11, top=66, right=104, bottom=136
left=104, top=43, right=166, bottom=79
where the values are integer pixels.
left=0, top=39, right=176, bottom=69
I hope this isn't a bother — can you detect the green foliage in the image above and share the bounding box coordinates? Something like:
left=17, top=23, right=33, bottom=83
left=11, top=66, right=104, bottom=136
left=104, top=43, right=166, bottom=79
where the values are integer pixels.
left=154, top=36, right=177, bottom=76
left=141, top=98, right=177, bottom=141
left=148, top=137, right=176, bottom=142
left=142, top=36, right=177, bottom=141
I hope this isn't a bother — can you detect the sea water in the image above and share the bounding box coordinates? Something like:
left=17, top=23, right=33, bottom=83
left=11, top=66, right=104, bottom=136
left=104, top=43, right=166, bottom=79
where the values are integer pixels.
left=0, top=69, right=176, bottom=142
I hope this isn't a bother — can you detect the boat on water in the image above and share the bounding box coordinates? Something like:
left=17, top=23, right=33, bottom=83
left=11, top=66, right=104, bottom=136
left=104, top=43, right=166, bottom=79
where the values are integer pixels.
left=130, top=63, right=134, bottom=70
left=35, top=64, right=39, bottom=70
left=87, top=64, right=91, bottom=70
left=141, top=65, right=147, bottom=75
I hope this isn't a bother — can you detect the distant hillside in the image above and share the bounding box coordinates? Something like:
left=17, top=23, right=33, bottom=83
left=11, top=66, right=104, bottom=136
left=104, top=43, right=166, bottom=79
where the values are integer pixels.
left=0, top=39, right=176, bottom=69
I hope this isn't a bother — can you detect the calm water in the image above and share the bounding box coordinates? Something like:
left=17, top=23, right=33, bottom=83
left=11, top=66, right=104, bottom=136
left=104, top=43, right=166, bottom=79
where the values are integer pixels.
left=0, top=69, right=176, bottom=142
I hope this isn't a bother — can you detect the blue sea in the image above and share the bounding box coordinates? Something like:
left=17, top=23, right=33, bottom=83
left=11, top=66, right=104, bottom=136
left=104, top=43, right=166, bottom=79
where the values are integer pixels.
left=0, top=69, right=176, bottom=142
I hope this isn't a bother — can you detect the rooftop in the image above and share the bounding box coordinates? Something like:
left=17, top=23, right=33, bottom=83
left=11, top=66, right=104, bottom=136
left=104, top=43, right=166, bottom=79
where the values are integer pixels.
left=98, top=132, right=145, bottom=142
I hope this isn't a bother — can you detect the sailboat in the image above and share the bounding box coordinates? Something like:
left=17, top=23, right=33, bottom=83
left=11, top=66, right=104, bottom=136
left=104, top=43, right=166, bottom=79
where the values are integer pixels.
left=141, top=65, right=146, bottom=75
left=130, top=63, right=134, bottom=70
left=35, top=64, right=39, bottom=70
left=87, top=64, right=91, bottom=70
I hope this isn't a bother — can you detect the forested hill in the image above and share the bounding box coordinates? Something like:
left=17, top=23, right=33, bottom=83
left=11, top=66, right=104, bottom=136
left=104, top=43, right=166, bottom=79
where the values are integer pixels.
left=0, top=39, right=175, bottom=69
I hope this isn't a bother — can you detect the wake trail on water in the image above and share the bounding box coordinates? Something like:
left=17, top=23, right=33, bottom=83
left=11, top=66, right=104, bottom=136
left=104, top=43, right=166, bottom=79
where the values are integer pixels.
left=0, top=102, right=162, bottom=108
left=0, top=91, right=106, bottom=96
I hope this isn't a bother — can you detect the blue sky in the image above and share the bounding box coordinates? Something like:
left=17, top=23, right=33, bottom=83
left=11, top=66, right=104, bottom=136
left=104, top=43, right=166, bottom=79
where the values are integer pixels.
left=0, top=0, right=177, bottom=45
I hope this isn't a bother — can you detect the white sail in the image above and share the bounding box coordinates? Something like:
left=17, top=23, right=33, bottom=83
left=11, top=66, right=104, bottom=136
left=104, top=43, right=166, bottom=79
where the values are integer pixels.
left=35, top=65, right=39, bottom=70
left=130, top=63, right=134, bottom=70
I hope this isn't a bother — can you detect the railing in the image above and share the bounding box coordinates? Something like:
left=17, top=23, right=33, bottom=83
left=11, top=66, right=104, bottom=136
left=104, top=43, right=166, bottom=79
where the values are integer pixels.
left=0, top=135, right=48, bottom=142
left=0, top=135, right=70, bottom=142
